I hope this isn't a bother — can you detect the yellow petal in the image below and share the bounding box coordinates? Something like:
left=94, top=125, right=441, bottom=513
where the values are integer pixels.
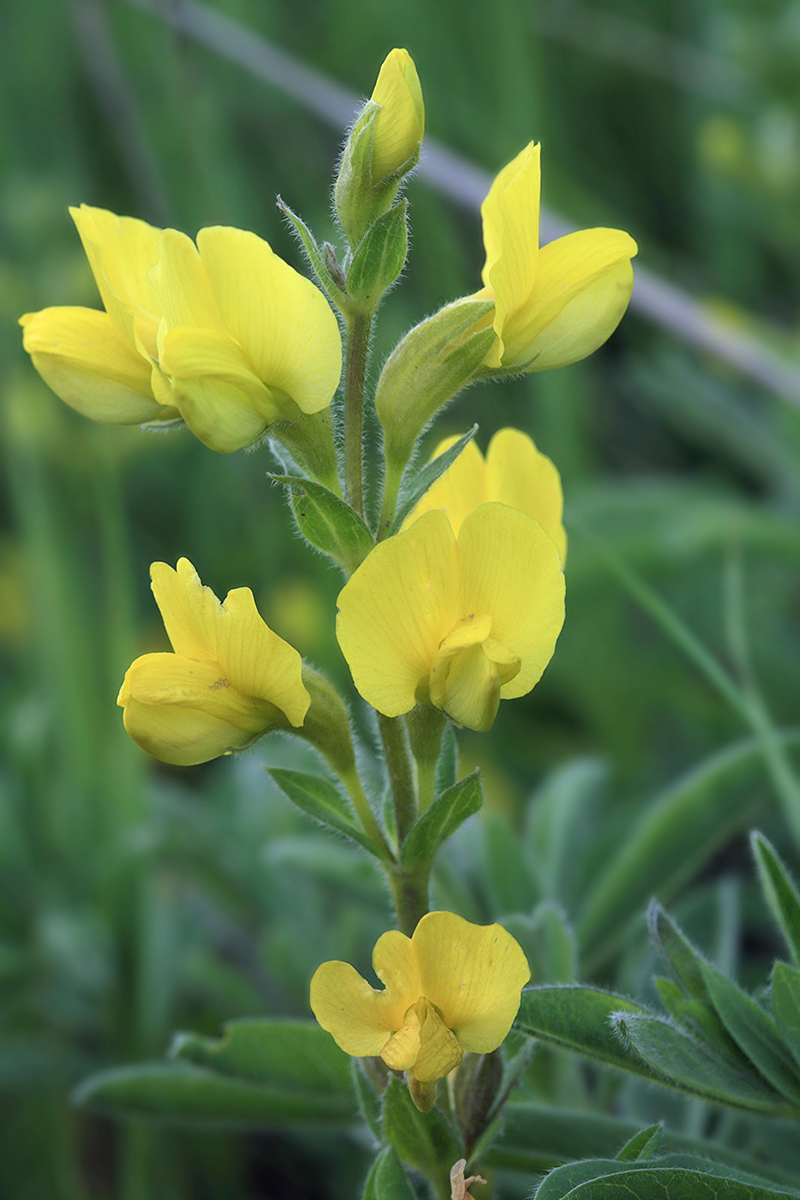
left=20, top=306, right=161, bottom=423
left=150, top=560, right=309, bottom=726
left=429, top=612, right=492, bottom=711
left=413, top=912, right=530, bottom=1053
left=457, top=504, right=565, bottom=700
left=196, top=227, right=342, bottom=416
left=159, top=326, right=281, bottom=453
left=381, top=1004, right=422, bottom=1072
left=437, top=638, right=521, bottom=732
left=370, top=48, right=425, bottom=180
left=401, top=437, right=487, bottom=535
left=213, top=587, right=309, bottom=728
left=411, top=998, right=464, bottom=1082
left=500, top=228, right=637, bottom=369
left=118, top=652, right=282, bottom=765
left=150, top=227, right=228, bottom=338
left=481, top=142, right=540, bottom=290
left=336, top=511, right=459, bottom=716
left=311, top=926, right=421, bottom=1058
left=310, top=961, right=396, bottom=1057
left=485, top=428, right=567, bottom=563
left=481, top=143, right=540, bottom=366
left=70, top=205, right=162, bottom=359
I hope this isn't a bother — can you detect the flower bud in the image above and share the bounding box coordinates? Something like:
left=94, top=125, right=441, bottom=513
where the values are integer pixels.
left=334, top=49, right=424, bottom=247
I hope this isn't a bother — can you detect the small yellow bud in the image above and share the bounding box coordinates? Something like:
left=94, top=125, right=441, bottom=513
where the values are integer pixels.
left=370, top=48, right=425, bottom=182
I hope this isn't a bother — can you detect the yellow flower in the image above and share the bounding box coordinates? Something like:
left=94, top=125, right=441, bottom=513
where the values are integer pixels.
left=118, top=558, right=309, bottom=766
left=402, top=427, right=567, bottom=564
left=20, top=205, right=171, bottom=424
left=336, top=503, right=564, bottom=732
left=150, top=226, right=342, bottom=453
left=370, top=48, right=425, bottom=181
left=476, top=143, right=638, bottom=372
left=310, top=911, right=530, bottom=1103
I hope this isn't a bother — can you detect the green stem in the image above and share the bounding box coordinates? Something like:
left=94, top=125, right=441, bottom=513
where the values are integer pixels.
left=388, top=865, right=431, bottom=937
left=406, top=706, right=446, bottom=813
left=343, top=311, right=372, bottom=516
left=377, top=455, right=404, bottom=540
left=377, top=712, right=418, bottom=844
left=339, top=764, right=395, bottom=862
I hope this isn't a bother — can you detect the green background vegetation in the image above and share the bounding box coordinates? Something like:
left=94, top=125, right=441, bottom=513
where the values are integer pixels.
left=2, top=0, right=800, bottom=1196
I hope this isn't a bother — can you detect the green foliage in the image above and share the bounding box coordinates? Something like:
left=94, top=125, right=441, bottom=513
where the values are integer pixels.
left=271, top=475, right=375, bottom=572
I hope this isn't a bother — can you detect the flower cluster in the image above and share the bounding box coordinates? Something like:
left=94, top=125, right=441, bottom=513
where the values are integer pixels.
left=21, top=47, right=637, bottom=1126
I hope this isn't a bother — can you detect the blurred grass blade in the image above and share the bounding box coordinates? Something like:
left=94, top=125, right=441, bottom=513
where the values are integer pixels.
left=74, top=1060, right=357, bottom=1127
left=751, top=832, right=800, bottom=967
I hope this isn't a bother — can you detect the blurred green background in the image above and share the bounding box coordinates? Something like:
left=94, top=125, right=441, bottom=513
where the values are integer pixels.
left=2, top=0, right=800, bottom=1196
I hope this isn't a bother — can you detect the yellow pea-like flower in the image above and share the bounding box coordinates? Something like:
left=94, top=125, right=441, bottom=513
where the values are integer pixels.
left=310, top=911, right=530, bottom=1108
left=118, top=559, right=310, bottom=766
left=20, top=205, right=171, bottom=424
left=150, top=226, right=342, bottom=453
left=476, top=143, right=638, bottom=372
left=403, top=427, right=567, bottom=565
left=336, top=503, right=564, bottom=732
left=370, top=48, right=425, bottom=181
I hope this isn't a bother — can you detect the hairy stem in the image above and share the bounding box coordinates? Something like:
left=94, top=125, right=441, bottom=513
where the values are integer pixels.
left=343, top=311, right=372, bottom=516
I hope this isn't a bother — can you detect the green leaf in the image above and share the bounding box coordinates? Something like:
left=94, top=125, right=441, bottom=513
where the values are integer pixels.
left=488, top=1103, right=800, bottom=1182
left=277, top=196, right=348, bottom=309
left=271, top=475, right=374, bottom=573
left=770, top=961, right=800, bottom=1070
left=615, top=1123, right=663, bottom=1161
left=401, top=770, right=483, bottom=872
left=525, top=758, right=607, bottom=903
left=73, top=1060, right=356, bottom=1128
left=578, top=737, right=766, bottom=971
left=269, top=767, right=379, bottom=857
left=514, top=986, right=653, bottom=1078
left=503, top=903, right=577, bottom=985
left=347, top=201, right=408, bottom=309
left=171, top=1019, right=352, bottom=1093
left=362, top=1147, right=417, bottom=1200
left=752, top=832, right=800, bottom=967
left=351, top=1059, right=383, bottom=1144
left=699, top=960, right=800, bottom=1106
left=391, top=425, right=479, bottom=534
left=381, top=1077, right=460, bottom=1183
left=533, top=1155, right=800, bottom=1200
left=649, top=901, right=710, bottom=1001
left=613, top=1011, right=787, bottom=1111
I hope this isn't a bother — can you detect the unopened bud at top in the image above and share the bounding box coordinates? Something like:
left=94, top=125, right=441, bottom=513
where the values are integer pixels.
left=334, top=49, right=424, bottom=247
left=370, top=48, right=424, bottom=182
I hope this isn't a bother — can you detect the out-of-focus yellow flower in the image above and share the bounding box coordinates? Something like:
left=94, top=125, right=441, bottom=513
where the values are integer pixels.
left=118, top=558, right=309, bottom=766
left=403, top=427, right=567, bottom=564
left=20, top=205, right=171, bottom=424
left=310, top=911, right=529, bottom=1109
left=475, top=143, right=637, bottom=372
left=370, top=48, right=425, bottom=181
left=336, top=503, right=564, bottom=732
left=150, top=226, right=342, bottom=453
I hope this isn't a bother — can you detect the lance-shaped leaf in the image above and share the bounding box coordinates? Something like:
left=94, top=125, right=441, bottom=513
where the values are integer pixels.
left=269, top=767, right=380, bottom=857
left=381, top=1077, right=460, bottom=1181
left=74, top=1060, right=356, bottom=1128
left=770, top=961, right=800, bottom=1071
left=612, top=1011, right=788, bottom=1112
left=171, top=1019, right=353, bottom=1091
left=578, top=737, right=765, bottom=971
left=752, top=831, right=800, bottom=968
left=277, top=196, right=347, bottom=309
left=514, top=986, right=652, bottom=1078
left=347, top=201, right=408, bottom=310
left=489, top=1103, right=800, bottom=1180
left=400, top=770, right=483, bottom=872
left=533, top=1154, right=800, bottom=1200
left=698, top=960, right=800, bottom=1107
left=614, top=1123, right=663, bottom=1161
left=272, top=475, right=375, bottom=573
left=362, top=1147, right=417, bottom=1200
left=391, top=425, right=479, bottom=534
